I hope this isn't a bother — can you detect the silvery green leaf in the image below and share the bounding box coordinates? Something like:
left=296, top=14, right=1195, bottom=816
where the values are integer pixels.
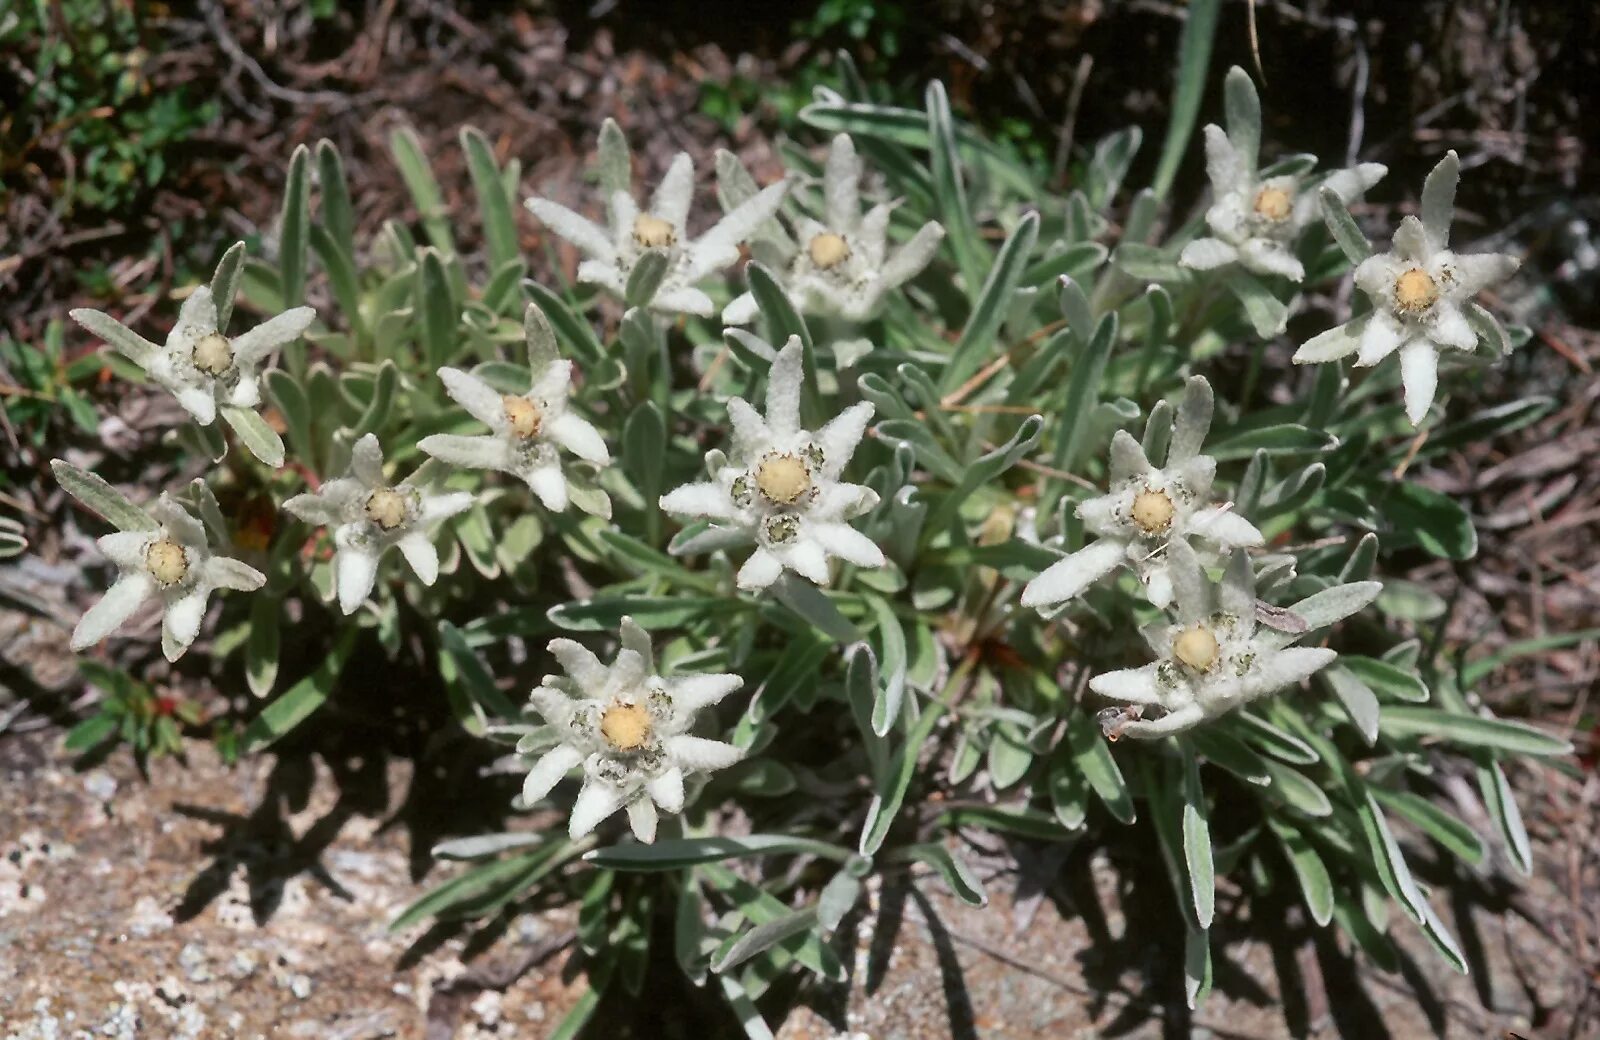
left=279, top=144, right=310, bottom=309
left=773, top=574, right=861, bottom=645
left=69, top=309, right=159, bottom=365
left=565, top=472, right=612, bottom=520
left=1478, top=759, right=1532, bottom=875
left=520, top=301, right=559, bottom=377
left=624, top=247, right=671, bottom=308
left=1150, top=0, right=1221, bottom=199
left=1140, top=399, right=1173, bottom=463
left=1225, top=268, right=1289, bottom=338
left=1180, top=748, right=1215, bottom=929
left=1184, top=927, right=1213, bottom=1010
left=432, top=832, right=547, bottom=860
left=816, top=871, right=862, bottom=931
left=390, top=125, right=454, bottom=254
left=867, top=595, right=907, bottom=737
left=415, top=248, right=457, bottom=368
left=1113, top=243, right=1190, bottom=284
left=316, top=139, right=356, bottom=264
left=349, top=360, right=398, bottom=440
left=51, top=461, right=157, bottom=532
left=1223, top=65, right=1261, bottom=172
left=1086, top=126, right=1141, bottom=210
left=1057, top=274, right=1092, bottom=336
left=1267, top=817, right=1334, bottom=926
left=941, top=211, right=1039, bottom=393
left=461, top=126, right=520, bottom=270
left=220, top=406, right=284, bottom=466
left=246, top=595, right=280, bottom=698
left=926, top=81, right=985, bottom=294
left=1463, top=300, right=1512, bottom=356
left=907, top=843, right=987, bottom=907
left=1319, top=186, right=1371, bottom=264
left=596, top=117, right=631, bottom=198
left=482, top=259, right=527, bottom=316
left=1321, top=665, right=1381, bottom=744
left=711, top=906, right=818, bottom=975
left=1420, top=150, right=1460, bottom=252
left=209, top=241, right=246, bottom=332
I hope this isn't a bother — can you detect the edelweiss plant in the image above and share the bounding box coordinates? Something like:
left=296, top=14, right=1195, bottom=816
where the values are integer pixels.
left=660, top=337, right=884, bottom=590
left=38, top=22, right=1569, bottom=1034
left=525, top=119, right=788, bottom=316
left=53, top=462, right=264, bottom=661
left=419, top=309, right=610, bottom=512
left=1090, top=543, right=1378, bottom=738
left=1293, top=151, right=1523, bottom=423
left=1179, top=69, right=1386, bottom=283
left=284, top=434, right=474, bottom=614
left=1022, top=375, right=1262, bottom=609
left=69, top=244, right=313, bottom=464
left=723, top=134, right=945, bottom=324
left=520, top=619, right=745, bottom=842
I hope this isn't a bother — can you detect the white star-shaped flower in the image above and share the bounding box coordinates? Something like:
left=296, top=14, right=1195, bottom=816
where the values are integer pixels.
left=283, top=434, right=473, bottom=614
left=525, top=131, right=787, bottom=317
left=1293, top=151, right=1521, bottom=424
left=71, top=285, right=313, bottom=425
left=1022, top=376, right=1263, bottom=610
left=1089, top=544, right=1353, bottom=738
left=70, top=492, right=265, bottom=662
left=723, top=134, right=944, bottom=325
left=418, top=359, right=608, bottom=512
left=1179, top=69, right=1385, bottom=282
left=520, top=618, right=744, bottom=843
left=659, top=337, right=884, bottom=590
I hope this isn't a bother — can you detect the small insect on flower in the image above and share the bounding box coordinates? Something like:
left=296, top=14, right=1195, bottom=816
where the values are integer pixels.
left=1293, top=151, right=1522, bottom=425
left=525, top=119, right=788, bottom=316
left=283, top=434, right=473, bottom=615
left=1022, top=376, right=1264, bottom=611
left=722, top=134, right=945, bottom=325
left=1086, top=543, right=1380, bottom=738
left=520, top=618, right=745, bottom=843
left=659, top=337, right=887, bottom=590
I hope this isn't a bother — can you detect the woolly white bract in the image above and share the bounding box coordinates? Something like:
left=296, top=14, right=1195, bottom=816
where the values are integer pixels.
left=1022, top=376, right=1262, bottom=610
left=723, top=133, right=945, bottom=324
left=520, top=618, right=744, bottom=843
left=525, top=120, right=788, bottom=317
left=1293, top=151, right=1522, bottom=424
left=283, top=434, right=473, bottom=614
left=69, top=491, right=264, bottom=662
left=659, top=337, right=884, bottom=590
left=70, top=285, right=313, bottom=426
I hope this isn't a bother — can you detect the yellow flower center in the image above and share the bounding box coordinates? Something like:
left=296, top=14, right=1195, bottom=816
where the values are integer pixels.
left=364, top=488, right=409, bottom=530
left=599, top=701, right=652, bottom=751
left=807, top=232, right=851, bottom=270
left=1394, top=267, right=1439, bottom=312
left=145, top=539, right=189, bottom=586
left=1252, top=186, right=1293, bottom=222
left=192, top=333, right=234, bottom=376
left=1173, top=624, right=1220, bottom=672
left=632, top=213, right=676, bottom=249
left=502, top=395, right=543, bottom=439
left=755, top=454, right=812, bottom=505
left=1130, top=489, right=1176, bottom=534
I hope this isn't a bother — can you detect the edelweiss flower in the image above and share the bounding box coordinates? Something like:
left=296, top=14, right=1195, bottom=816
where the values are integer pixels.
left=1089, top=545, right=1336, bottom=738
left=70, top=493, right=265, bottom=662
left=520, top=618, right=744, bottom=842
left=71, top=285, right=314, bottom=425
left=1293, top=151, right=1521, bottom=424
left=1179, top=70, right=1385, bottom=282
left=283, top=434, right=473, bottom=614
left=418, top=359, right=608, bottom=512
left=1022, top=376, right=1262, bottom=610
left=526, top=134, right=787, bottom=317
left=659, top=337, right=883, bottom=590
left=723, top=134, right=944, bottom=324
